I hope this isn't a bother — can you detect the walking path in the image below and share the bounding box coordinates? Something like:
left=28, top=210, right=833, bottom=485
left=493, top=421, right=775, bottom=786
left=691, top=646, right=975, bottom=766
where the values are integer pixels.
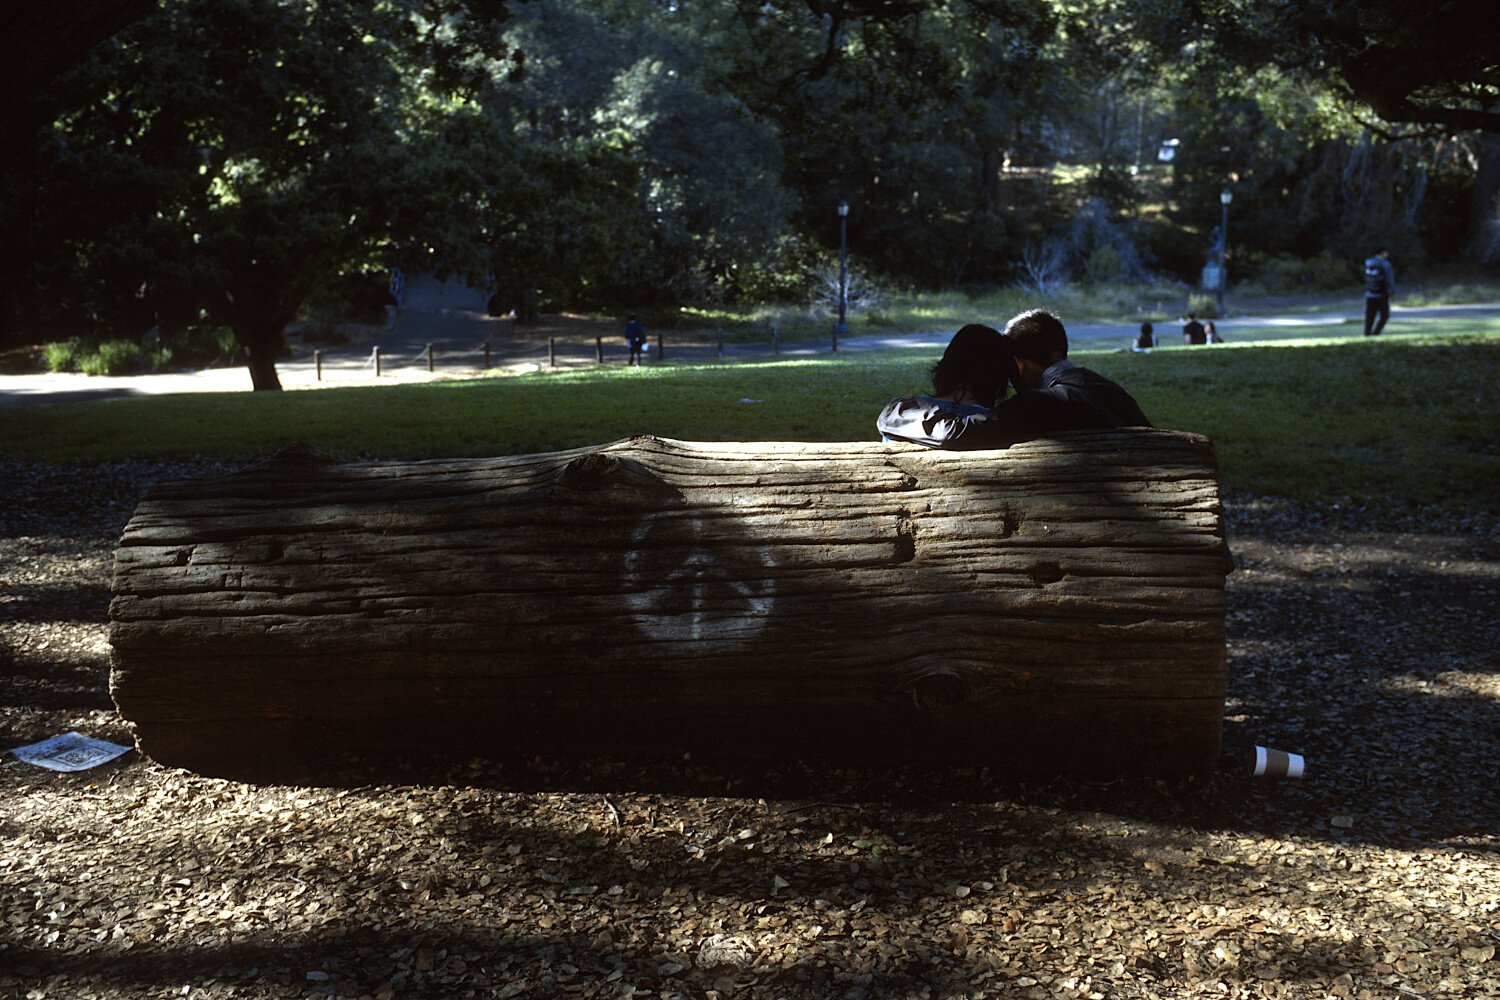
left=3, top=275, right=1497, bottom=409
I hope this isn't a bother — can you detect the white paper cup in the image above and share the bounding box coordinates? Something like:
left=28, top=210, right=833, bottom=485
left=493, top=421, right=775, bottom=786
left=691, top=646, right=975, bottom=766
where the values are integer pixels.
left=1252, top=745, right=1304, bottom=779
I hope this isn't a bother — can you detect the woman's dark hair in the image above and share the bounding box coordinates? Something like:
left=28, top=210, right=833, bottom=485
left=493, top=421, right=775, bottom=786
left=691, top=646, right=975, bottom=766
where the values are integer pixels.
left=930, top=323, right=1012, bottom=408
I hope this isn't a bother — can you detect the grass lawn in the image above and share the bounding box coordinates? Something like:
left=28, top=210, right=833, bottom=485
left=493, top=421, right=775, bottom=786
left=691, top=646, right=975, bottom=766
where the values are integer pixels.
left=3, top=328, right=1496, bottom=513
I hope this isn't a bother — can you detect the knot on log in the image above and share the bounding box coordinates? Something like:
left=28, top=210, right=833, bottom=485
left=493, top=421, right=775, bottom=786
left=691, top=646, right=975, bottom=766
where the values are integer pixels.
left=251, top=442, right=339, bottom=472
left=904, top=670, right=970, bottom=711
left=1029, top=561, right=1064, bottom=585
left=553, top=452, right=682, bottom=506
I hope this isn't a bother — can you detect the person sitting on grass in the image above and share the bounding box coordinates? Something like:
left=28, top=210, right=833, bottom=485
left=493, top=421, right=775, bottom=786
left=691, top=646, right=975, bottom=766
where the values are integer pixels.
left=1182, top=312, right=1207, bottom=345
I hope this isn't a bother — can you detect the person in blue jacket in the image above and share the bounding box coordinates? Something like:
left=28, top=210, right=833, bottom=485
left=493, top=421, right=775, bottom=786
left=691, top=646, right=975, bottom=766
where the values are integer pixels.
left=1363, top=246, right=1395, bottom=337
left=624, top=315, right=648, bottom=365
left=878, top=310, right=1150, bottom=449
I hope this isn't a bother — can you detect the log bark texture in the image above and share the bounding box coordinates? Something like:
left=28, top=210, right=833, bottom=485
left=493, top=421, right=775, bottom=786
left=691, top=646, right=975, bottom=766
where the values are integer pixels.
left=110, top=431, right=1231, bottom=778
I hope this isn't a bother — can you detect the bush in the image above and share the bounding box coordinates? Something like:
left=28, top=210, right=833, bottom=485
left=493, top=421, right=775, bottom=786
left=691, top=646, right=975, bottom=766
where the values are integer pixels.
left=1238, top=251, right=1355, bottom=295
left=78, top=339, right=147, bottom=376
left=158, top=327, right=242, bottom=368
left=1187, top=293, right=1220, bottom=319
left=43, top=340, right=80, bottom=372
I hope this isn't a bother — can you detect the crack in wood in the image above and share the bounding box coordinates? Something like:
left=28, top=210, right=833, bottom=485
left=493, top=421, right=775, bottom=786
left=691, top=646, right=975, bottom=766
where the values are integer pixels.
left=893, top=511, right=917, bottom=565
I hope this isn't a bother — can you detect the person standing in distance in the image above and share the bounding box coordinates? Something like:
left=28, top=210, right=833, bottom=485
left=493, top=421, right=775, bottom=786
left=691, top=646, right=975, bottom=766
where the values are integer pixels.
left=624, top=315, right=647, bottom=365
left=1363, top=246, right=1395, bottom=337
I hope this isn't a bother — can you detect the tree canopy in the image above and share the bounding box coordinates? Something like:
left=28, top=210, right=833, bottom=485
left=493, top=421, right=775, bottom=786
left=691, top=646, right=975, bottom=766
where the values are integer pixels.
left=4, top=0, right=1498, bottom=389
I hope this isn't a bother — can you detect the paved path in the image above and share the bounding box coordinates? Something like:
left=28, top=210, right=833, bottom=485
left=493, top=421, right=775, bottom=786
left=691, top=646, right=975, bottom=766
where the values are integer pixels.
left=3, top=276, right=1497, bottom=409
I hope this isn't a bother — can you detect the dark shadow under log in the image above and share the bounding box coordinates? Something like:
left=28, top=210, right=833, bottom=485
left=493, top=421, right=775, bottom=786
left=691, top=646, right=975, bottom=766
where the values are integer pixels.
left=109, top=431, right=1231, bottom=780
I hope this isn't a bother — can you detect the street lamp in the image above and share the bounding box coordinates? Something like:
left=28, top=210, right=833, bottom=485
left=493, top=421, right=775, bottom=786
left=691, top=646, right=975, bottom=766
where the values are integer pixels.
left=1217, top=186, right=1232, bottom=315
left=835, top=200, right=849, bottom=351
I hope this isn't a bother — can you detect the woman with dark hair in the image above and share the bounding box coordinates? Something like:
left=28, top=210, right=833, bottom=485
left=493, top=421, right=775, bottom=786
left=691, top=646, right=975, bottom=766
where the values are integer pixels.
left=929, top=323, right=1013, bottom=408
left=877, top=324, right=1013, bottom=444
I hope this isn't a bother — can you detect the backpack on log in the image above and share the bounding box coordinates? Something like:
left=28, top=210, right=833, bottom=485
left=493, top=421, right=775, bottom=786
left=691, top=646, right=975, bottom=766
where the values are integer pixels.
left=109, top=431, right=1231, bottom=779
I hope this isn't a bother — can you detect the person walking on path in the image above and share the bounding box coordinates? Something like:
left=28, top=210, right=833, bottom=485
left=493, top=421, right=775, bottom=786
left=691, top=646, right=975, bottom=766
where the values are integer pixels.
left=624, top=315, right=647, bottom=366
left=1363, top=246, right=1395, bottom=337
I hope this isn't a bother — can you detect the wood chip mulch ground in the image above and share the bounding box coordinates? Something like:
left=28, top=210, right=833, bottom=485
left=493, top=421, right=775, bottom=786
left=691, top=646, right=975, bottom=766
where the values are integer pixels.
left=2, top=459, right=1497, bottom=1000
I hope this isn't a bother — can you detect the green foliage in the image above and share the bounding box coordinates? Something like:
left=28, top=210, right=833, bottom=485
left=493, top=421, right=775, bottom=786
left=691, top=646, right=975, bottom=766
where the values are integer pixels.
left=43, top=340, right=80, bottom=373
left=1236, top=251, right=1354, bottom=295
left=482, top=138, right=654, bottom=315
left=157, top=327, right=243, bottom=368
left=1185, top=293, right=1220, bottom=319
left=76, top=340, right=147, bottom=376
left=3, top=0, right=1496, bottom=362
left=1192, top=0, right=1500, bottom=136
left=42, top=337, right=174, bottom=375
left=9, top=0, right=515, bottom=388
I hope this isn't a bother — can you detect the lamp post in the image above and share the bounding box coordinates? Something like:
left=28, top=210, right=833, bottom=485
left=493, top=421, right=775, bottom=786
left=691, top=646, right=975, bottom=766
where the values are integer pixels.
left=835, top=200, right=849, bottom=351
left=1217, top=186, right=1232, bottom=315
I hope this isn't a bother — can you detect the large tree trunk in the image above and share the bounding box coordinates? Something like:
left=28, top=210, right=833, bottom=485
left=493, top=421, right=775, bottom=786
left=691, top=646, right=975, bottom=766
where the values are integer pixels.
left=244, top=348, right=283, bottom=391
left=1471, top=133, right=1500, bottom=259
left=235, top=322, right=284, bottom=392
left=109, top=432, right=1231, bottom=780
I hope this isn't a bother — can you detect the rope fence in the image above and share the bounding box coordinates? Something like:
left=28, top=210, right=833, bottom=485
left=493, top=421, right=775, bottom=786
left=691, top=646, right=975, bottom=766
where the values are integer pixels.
left=307, top=329, right=807, bottom=382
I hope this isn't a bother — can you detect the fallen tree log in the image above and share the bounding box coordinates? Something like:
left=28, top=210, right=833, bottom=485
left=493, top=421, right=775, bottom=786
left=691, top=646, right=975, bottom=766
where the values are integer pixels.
left=110, top=431, right=1231, bottom=778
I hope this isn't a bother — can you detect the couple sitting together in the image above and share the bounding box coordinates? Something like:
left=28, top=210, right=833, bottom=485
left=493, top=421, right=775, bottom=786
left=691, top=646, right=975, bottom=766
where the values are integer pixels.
left=877, top=309, right=1151, bottom=450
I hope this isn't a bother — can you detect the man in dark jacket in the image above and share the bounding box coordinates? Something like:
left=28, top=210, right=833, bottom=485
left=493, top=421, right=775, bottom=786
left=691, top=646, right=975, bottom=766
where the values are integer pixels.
left=877, top=309, right=1151, bottom=449
left=1181, top=312, right=1207, bottom=345
left=1363, top=246, right=1395, bottom=337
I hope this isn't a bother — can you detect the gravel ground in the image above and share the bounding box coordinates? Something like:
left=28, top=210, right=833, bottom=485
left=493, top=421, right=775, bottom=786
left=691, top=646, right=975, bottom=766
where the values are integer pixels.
left=2, top=458, right=1498, bottom=1000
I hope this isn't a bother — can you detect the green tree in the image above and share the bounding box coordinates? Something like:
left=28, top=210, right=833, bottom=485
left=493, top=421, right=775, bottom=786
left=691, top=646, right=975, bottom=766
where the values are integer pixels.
left=15, top=0, right=511, bottom=390
left=478, top=1, right=792, bottom=305
left=715, top=0, right=1061, bottom=286
left=478, top=137, right=652, bottom=321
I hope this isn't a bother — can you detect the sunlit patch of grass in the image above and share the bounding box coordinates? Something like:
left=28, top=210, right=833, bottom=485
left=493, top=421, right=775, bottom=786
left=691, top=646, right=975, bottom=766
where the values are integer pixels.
left=3, top=330, right=1496, bottom=512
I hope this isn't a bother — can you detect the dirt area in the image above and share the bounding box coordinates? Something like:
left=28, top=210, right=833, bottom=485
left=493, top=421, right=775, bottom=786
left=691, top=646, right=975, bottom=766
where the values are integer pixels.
left=2, top=459, right=1498, bottom=1000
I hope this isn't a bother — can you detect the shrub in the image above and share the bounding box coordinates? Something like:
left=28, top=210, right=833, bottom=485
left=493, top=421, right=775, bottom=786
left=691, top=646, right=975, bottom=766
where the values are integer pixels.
left=1187, top=293, right=1220, bottom=318
left=78, top=339, right=147, bottom=376
left=1067, top=199, right=1149, bottom=285
left=158, top=327, right=243, bottom=368
left=43, top=339, right=80, bottom=372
